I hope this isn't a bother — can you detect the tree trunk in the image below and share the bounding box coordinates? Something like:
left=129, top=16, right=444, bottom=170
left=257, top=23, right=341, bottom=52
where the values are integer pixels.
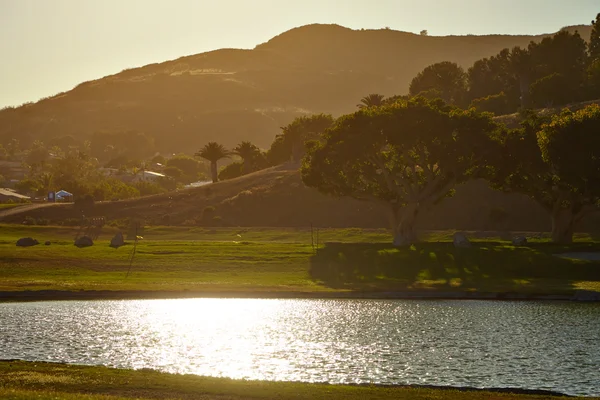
left=519, top=74, right=531, bottom=109
left=391, top=203, right=419, bottom=246
left=291, top=142, right=302, bottom=164
left=551, top=209, right=575, bottom=244
left=210, top=161, right=218, bottom=183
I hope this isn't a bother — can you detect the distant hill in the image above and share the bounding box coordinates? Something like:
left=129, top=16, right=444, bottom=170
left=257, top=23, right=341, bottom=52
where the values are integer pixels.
left=0, top=24, right=592, bottom=153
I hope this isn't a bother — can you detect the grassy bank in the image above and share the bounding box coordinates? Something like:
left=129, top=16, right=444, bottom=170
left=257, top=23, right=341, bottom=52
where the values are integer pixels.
left=1, top=224, right=599, bottom=297
left=0, top=361, right=590, bottom=400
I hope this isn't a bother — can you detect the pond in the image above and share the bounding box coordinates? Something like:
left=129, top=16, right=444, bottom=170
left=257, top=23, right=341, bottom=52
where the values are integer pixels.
left=1, top=299, right=599, bottom=396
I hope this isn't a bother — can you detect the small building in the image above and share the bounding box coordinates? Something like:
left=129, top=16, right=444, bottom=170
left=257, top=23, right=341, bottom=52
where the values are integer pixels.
left=0, top=188, right=30, bottom=202
left=55, top=190, right=74, bottom=202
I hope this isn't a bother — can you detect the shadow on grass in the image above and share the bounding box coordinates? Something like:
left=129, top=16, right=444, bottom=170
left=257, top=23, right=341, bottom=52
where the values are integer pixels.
left=309, top=242, right=600, bottom=293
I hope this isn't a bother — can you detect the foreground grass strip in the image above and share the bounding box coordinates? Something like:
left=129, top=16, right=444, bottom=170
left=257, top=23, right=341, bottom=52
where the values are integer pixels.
left=0, top=361, right=590, bottom=400
left=0, top=388, right=136, bottom=400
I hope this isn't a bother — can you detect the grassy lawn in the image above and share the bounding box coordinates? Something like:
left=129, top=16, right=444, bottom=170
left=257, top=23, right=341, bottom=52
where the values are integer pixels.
left=0, top=224, right=599, bottom=296
left=0, top=361, right=590, bottom=400
left=0, top=203, right=26, bottom=210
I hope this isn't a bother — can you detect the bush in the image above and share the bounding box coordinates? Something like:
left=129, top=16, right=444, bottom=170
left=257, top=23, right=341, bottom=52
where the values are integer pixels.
left=470, top=92, right=515, bottom=115
left=74, top=194, right=95, bottom=210
left=108, top=218, right=130, bottom=230
left=133, top=181, right=165, bottom=196
left=530, top=73, right=578, bottom=108
left=218, top=162, right=244, bottom=180
left=62, top=218, right=82, bottom=226
left=166, top=155, right=205, bottom=180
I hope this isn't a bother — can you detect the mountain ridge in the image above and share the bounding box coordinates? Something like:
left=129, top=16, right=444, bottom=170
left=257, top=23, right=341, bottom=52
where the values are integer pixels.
left=0, top=23, right=593, bottom=153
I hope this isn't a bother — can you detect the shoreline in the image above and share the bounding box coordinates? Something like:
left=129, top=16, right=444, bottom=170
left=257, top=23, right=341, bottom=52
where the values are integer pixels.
left=0, top=360, right=584, bottom=399
left=2, top=289, right=599, bottom=303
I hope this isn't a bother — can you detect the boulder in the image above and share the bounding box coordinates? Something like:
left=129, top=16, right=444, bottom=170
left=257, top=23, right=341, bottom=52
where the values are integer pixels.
left=74, top=236, right=94, bottom=248
left=16, top=237, right=39, bottom=247
left=44, top=241, right=51, bottom=246
left=453, top=232, right=471, bottom=248
left=110, top=232, right=125, bottom=248
left=512, top=236, right=528, bottom=246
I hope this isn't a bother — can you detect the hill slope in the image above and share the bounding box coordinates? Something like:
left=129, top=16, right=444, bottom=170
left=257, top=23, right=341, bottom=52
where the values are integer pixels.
left=0, top=24, right=592, bottom=152
left=6, top=163, right=599, bottom=233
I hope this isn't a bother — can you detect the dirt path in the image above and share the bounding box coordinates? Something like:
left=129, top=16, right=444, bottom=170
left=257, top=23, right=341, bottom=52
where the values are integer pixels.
left=0, top=203, right=59, bottom=221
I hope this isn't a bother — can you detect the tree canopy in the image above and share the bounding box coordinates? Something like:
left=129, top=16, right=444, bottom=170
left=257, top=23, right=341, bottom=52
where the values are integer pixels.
left=488, top=105, right=600, bottom=243
left=270, top=114, right=334, bottom=164
left=195, top=142, right=231, bottom=183
left=302, top=98, right=500, bottom=245
left=357, top=94, right=386, bottom=109
left=409, top=62, right=467, bottom=105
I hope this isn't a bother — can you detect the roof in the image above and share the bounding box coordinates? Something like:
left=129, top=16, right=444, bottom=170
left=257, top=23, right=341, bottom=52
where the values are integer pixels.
left=55, top=190, right=73, bottom=197
left=0, top=188, right=30, bottom=199
left=143, top=171, right=165, bottom=177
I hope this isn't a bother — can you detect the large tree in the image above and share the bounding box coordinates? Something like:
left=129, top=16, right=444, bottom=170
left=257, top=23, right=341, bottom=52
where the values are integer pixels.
left=489, top=106, right=600, bottom=243
left=409, top=62, right=468, bottom=105
left=591, top=13, right=600, bottom=62
left=302, top=98, right=499, bottom=246
left=195, top=142, right=231, bottom=183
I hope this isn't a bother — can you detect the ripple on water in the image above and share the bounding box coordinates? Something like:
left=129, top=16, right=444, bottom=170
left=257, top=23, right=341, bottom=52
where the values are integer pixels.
left=1, top=299, right=599, bottom=396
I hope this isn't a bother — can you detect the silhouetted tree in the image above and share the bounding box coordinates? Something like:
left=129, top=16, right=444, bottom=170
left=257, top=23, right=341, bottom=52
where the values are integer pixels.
left=275, top=114, right=334, bottom=163
left=409, top=62, right=468, bottom=105
left=588, top=14, right=600, bottom=61
left=195, top=142, right=231, bottom=183
left=357, top=94, right=386, bottom=109
left=509, top=46, right=533, bottom=109
left=233, top=141, right=261, bottom=171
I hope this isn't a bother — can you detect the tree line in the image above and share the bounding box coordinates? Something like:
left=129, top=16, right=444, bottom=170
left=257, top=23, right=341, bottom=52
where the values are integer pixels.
left=407, top=14, right=600, bottom=114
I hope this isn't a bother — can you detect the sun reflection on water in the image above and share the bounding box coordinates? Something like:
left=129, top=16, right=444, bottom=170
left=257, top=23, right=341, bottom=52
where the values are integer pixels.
left=1, top=299, right=599, bottom=396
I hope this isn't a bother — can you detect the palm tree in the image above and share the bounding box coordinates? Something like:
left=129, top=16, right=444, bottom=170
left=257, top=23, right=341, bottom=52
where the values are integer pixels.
left=233, top=141, right=260, bottom=171
left=357, top=94, right=385, bottom=109
left=195, top=142, right=231, bottom=183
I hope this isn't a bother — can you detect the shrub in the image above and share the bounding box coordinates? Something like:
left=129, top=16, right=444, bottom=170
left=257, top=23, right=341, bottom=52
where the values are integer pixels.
left=470, top=92, right=514, bottom=115
left=133, top=181, right=165, bottom=196
left=74, top=194, right=95, bottom=210
left=218, top=162, right=244, bottom=180
left=62, top=218, right=82, bottom=226
left=530, top=73, right=577, bottom=108
left=108, top=218, right=130, bottom=230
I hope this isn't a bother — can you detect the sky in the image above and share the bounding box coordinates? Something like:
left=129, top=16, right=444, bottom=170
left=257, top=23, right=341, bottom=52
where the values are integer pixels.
left=0, top=0, right=598, bottom=108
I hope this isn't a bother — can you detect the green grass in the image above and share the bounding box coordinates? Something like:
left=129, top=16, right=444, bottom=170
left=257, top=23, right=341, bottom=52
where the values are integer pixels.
left=0, top=203, right=25, bottom=210
left=0, top=361, right=592, bottom=400
left=0, top=224, right=599, bottom=296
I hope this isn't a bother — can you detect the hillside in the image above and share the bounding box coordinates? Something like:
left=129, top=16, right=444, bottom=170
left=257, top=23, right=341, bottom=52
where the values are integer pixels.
left=0, top=24, right=592, bottom=153
left=4, top=162, right=598, bottom=233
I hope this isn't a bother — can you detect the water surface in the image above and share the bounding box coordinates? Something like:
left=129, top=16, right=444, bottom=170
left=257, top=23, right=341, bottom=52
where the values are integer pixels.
left=1, top=299, right=599, bottom=396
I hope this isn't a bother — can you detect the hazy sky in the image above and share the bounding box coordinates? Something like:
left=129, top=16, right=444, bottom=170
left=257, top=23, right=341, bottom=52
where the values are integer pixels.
left=1, top=0, right=598, bottom=108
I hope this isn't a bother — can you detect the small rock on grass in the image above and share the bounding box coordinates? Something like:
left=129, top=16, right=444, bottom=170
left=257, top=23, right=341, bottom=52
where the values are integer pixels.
left=16, top=237, right=39, bottom=247
left=74, top=236, right=93, bottom=248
